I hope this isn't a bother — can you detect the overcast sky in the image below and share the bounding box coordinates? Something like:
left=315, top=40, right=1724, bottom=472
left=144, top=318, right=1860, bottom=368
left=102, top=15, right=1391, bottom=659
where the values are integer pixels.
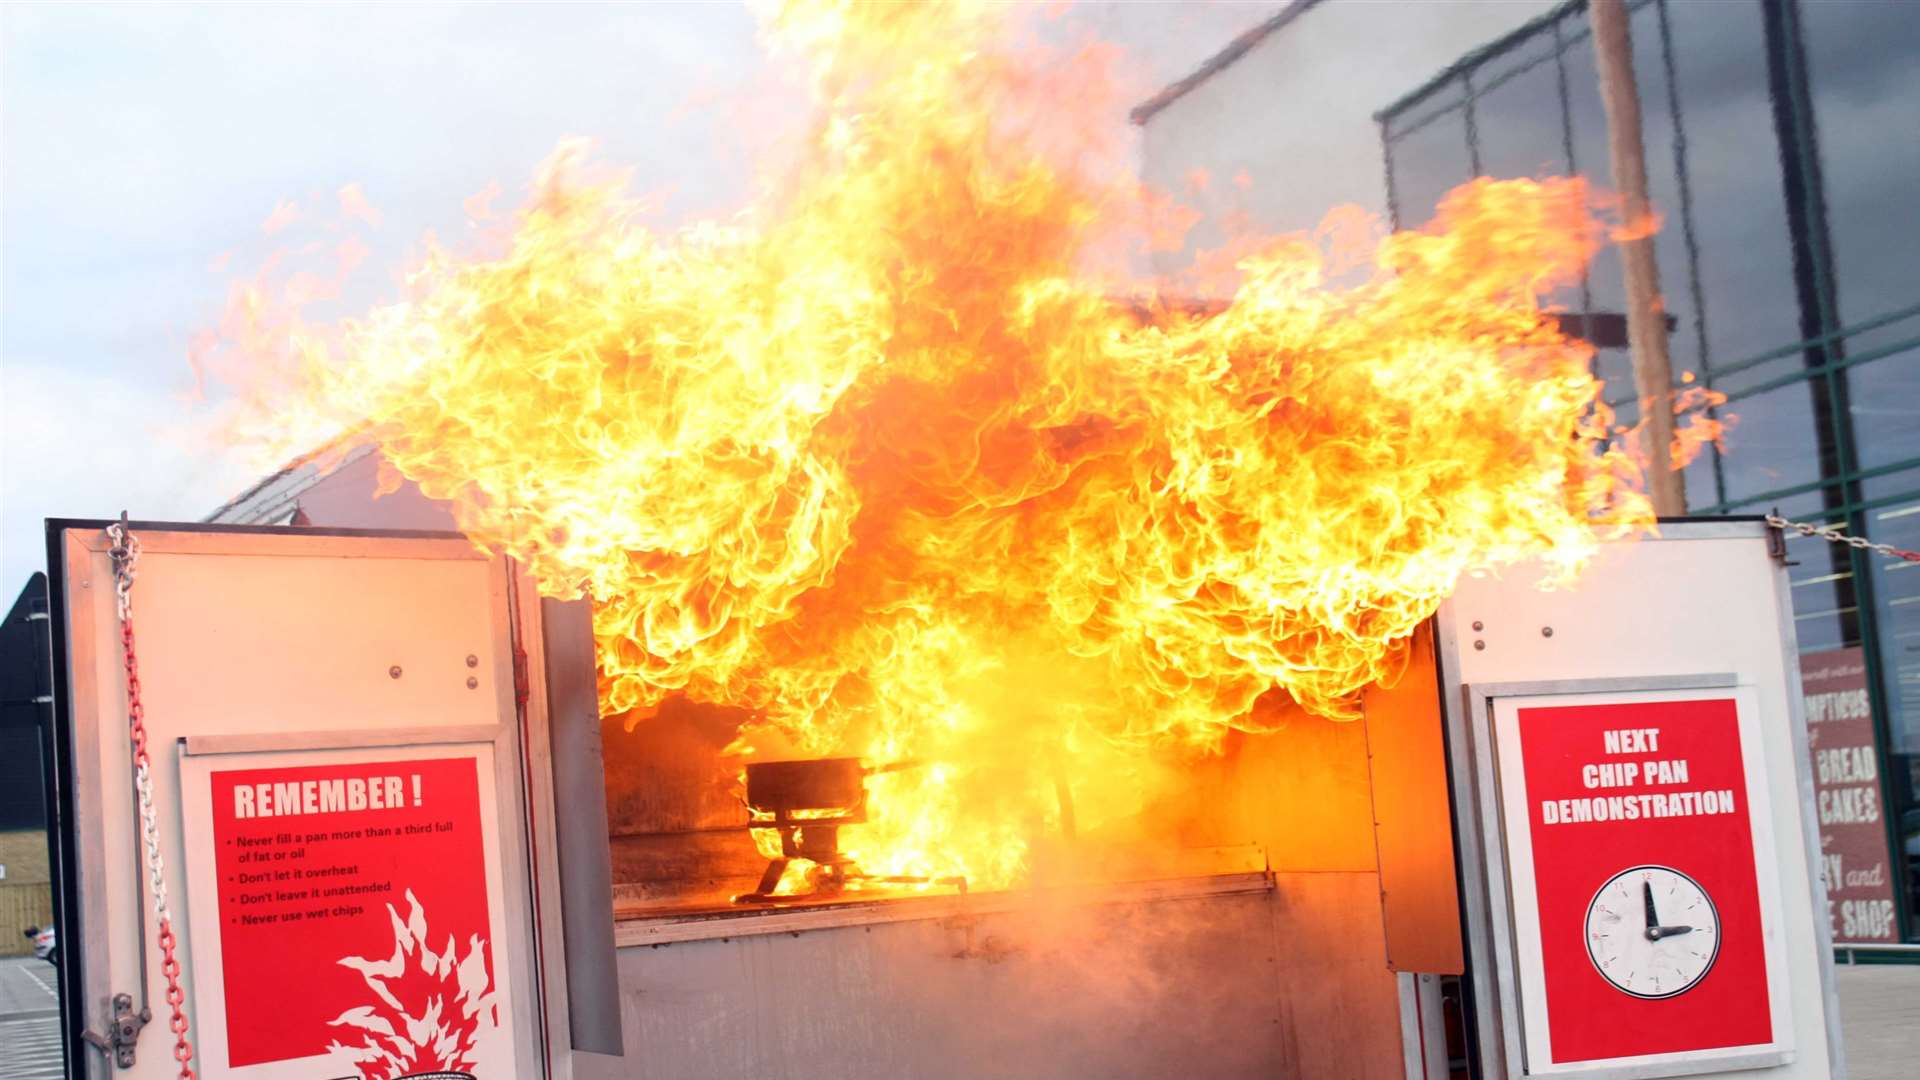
left=0, top=1, right=1276, bottom=593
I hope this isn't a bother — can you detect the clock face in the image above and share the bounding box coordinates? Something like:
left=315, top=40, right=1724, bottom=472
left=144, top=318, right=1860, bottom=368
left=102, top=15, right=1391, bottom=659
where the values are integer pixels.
left=1584, top=865, right=1721, bottom=999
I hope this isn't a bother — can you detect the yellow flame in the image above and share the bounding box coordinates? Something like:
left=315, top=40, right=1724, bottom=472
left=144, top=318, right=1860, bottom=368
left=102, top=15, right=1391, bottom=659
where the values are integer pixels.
left=211, top=1, right=1722, bottom=891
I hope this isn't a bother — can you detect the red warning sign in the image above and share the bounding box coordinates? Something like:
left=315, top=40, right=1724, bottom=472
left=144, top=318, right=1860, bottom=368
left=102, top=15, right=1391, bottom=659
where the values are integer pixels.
left=1514, top=696, right=1772, bottom=1063
left=205, top=755, right=502, bottom=1076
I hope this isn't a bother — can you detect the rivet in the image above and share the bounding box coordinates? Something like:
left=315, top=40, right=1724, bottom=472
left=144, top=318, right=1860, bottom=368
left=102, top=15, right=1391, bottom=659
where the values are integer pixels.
left=1473, top=640, right=1486, bottom=651
left=466, top=654, right=479, bottom=668
left=466, top=676, right=479, bottom=690
left=1471, top=620, right=1484, bottom=631
left=1542, top=626, right=1554, bottom=638
left=389, top=666, right=403, bottom=679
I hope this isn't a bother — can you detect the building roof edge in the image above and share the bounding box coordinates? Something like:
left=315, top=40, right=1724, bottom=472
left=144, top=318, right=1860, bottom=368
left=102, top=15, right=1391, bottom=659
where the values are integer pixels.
left=1129, top=0, right=1324, bottom=126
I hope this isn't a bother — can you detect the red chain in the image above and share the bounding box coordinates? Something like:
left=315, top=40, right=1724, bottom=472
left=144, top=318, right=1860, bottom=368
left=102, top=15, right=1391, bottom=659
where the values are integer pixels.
left=114, top=547, right=197, bottom=1080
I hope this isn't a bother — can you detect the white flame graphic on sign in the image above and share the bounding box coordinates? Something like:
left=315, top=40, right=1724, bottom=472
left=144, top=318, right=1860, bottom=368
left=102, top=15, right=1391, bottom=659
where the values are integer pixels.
left=325, top=889, right=500, bottom=1079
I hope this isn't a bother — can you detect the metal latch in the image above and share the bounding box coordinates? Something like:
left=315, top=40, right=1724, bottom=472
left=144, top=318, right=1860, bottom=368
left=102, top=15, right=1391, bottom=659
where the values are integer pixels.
left=81, top=993, right=149, bottom=1069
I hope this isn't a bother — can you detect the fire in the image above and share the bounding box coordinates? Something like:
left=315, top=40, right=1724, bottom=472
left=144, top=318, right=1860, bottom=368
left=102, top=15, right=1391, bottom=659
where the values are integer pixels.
left=207, top=2, right=1721, bottom=892
left=326, top=890, right=498, bottom=1078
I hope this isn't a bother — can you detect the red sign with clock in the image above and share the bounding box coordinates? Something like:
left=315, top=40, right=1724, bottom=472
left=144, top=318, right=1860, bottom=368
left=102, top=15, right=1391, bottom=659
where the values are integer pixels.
left=1515, top=696, right=1772, bottom=1063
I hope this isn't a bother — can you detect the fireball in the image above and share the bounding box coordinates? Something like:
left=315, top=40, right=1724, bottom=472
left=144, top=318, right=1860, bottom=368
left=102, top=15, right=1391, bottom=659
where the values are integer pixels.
left=207, top=1, right=1721, bottom=891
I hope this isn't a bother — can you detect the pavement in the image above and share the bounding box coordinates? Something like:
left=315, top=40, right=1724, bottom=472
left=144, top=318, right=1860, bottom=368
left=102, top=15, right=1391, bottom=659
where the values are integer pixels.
left=1834, top=962, right=1920, bottom=1080
left=0, top=953, right=1914, bottom=1077
left=0, top=954, right=64, bottom=1079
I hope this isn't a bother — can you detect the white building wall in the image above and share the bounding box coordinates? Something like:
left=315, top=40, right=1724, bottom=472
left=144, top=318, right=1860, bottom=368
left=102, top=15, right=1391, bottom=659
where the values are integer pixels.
left=1137, top=0, right=1557, bottom=276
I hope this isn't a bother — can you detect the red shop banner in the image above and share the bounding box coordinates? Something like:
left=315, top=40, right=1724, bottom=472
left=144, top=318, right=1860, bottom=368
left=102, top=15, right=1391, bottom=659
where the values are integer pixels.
left=182, top=746, right=517, bottom=1079
left=1494, top=690, right=1789, bottom=1072
left=1800, top=647, right=1900, bottom=944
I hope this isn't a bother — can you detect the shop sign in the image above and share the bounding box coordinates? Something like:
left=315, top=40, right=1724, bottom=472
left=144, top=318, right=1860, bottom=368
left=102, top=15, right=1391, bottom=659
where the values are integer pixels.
left=1800, top=647, right=1899, bottom=944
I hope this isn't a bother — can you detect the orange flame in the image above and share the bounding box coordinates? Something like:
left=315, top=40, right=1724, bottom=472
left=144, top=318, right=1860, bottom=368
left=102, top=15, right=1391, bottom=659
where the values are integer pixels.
left=208, top=2, right=1722, bottom=891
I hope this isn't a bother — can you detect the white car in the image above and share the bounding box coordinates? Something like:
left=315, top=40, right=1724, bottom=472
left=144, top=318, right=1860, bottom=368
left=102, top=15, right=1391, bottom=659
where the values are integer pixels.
left=23, top=924, right=55, bottom=965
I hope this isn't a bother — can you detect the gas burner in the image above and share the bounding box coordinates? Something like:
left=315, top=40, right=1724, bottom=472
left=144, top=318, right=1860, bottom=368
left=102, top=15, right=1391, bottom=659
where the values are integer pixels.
left=732, top=757, right=964, bottom=904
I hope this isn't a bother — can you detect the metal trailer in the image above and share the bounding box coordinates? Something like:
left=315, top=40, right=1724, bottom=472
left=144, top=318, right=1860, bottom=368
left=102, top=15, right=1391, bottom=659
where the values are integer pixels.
left=39, top=458, right=1844, bottom=1078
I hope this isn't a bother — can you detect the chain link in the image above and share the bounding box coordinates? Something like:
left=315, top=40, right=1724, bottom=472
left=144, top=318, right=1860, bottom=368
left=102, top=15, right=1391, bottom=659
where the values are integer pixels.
left=107, top=520, right=197, bottom=1080
left=1764, top=513, right=1920, bottom=564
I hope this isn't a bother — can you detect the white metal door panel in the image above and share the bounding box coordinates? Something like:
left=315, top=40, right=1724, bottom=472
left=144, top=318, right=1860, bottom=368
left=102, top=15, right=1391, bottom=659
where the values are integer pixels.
left=1435, top=523, right=1843, bottom=1079
left=51, top=522, right=546, bottom=1080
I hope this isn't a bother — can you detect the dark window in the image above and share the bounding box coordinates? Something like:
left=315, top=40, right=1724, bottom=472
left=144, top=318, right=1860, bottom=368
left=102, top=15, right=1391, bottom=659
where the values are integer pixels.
left=1384, top=99, right=1471, bottom=228
left=1466, top=26, right=1569, bottom=181
left=1862, top=471, right=1920, bottom=753
left=1659, top=0, right=1805, bottom=368
left=1715, top=378, right=1828, bottom=504
left=1799, top=0, right=1920, bottom=330
left=1848, top=350, right=1920, bottom=474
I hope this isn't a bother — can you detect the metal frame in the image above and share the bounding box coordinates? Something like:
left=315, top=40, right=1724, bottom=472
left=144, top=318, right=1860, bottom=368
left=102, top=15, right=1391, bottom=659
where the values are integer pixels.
left=42, top=518, right=554, bottom=1078
left=1836, top=942, right=1920, bottom=963
left=1398, top=971, right=1450, bottom=1080
left=1433, top=604, right=1500, bottom=1077
left=612, top=870, right=1274, bottom=948
left=42, top=524, right=89, bottom=1075
left=1764, top=527, right=1852, bottom=1079
left=509, top=569, right=589, bottom=1079
left=1397, top=973, right=1425, bottom=1080
left=528, top=594, right=618, bottom=1063
left=180, top=725, right=502, bottom=756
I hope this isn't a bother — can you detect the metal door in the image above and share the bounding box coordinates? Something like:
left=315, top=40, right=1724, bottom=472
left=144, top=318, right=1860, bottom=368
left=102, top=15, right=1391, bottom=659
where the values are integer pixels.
left=46, top=520, right=550, bottom=1080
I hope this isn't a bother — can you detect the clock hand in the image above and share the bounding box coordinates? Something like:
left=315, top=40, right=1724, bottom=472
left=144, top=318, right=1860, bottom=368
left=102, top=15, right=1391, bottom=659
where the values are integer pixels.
left=1643, top=880, right=1660, bottom=938
left=1647, top=924, right=1694, bottom=941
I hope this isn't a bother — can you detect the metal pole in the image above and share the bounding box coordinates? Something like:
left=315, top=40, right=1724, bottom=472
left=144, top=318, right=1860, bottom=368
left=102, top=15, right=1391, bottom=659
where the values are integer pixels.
left=1589, top=0, right=1685, bottom=515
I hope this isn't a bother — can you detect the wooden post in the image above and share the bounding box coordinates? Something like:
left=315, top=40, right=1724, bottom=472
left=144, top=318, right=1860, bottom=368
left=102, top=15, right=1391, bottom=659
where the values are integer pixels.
left=1589, top=0, right=1685, bottom=516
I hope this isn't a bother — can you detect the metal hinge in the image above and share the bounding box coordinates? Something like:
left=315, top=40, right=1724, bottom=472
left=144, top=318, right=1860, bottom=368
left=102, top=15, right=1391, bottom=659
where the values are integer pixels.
left=512, top=644, right=530, bottom=710
left=80, top=993, right=148, bottom=1069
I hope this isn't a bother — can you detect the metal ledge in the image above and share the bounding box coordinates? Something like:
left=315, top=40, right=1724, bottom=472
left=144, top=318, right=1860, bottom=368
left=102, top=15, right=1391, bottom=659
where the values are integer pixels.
left=182, top=724, right=502, bottom=756
left=613, top=870, right=1276, bottom=948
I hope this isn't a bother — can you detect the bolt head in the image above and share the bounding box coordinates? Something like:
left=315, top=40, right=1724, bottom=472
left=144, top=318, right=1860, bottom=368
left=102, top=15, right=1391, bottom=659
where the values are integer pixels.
left=1541, top=626, right=1554, bottom=638
left=1471, top=620, right=1484, bottom=631
left=388, top=665, right=403, bottom=679
left=466, top=654, right=480, bottom=668
left=466, top=676, right=479, bottom=690
left=1473, top=640, right=1486, bottom=651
